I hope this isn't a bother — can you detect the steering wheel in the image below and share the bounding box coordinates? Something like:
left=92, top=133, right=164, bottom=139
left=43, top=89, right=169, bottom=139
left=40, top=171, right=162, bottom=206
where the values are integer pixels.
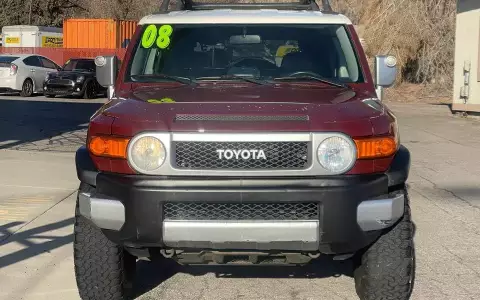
left=226, top=57, right=276, bottom=70
left=284, top=71, right=323, bottom=78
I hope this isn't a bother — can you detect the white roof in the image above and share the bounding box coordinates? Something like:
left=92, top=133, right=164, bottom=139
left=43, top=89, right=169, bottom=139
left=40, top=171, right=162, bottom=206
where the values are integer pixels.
left=0, top=54, right=31, bottom=58
left=0, top=54, right=47, bottom=60
left=139, top=9, right=352, bottom=25
left=2, top=25, right=62, bottom=33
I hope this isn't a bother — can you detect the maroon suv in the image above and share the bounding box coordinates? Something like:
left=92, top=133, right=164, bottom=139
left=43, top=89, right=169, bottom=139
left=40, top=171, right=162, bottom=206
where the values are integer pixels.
left=73, top=1, right=415, bottom=300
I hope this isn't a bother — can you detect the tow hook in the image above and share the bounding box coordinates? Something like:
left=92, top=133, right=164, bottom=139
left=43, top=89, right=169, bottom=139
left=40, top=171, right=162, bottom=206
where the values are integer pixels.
left=160, top=248, right=176, bottom=258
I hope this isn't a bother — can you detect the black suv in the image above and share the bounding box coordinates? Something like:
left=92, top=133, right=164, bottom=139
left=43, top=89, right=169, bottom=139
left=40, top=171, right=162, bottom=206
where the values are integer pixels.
left=43, top=58, right=106, bottom=99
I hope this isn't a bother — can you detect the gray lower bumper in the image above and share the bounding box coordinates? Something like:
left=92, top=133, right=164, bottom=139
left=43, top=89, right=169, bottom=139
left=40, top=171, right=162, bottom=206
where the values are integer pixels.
left=357, top=192, right=405, bottom=231
left=78, top=193, right=125, bottom=231
left=163, top=221, right=319, bottom=251
left=78, top=191, right=405, bottom=248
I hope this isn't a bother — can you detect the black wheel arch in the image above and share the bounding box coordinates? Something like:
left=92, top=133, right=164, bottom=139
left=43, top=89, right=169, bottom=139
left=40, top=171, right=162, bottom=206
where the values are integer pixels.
left=385, top=145, right=411, bottom=189
left=76, top=146, right=98, bottom=187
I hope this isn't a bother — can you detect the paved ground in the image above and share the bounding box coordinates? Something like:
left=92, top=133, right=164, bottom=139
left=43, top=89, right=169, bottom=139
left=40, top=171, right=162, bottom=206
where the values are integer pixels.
left=1, top=95, right=480, bottom=300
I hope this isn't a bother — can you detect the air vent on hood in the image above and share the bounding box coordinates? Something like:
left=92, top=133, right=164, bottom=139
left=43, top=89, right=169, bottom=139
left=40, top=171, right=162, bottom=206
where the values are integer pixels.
left=175, top=114, right=309, bottom=122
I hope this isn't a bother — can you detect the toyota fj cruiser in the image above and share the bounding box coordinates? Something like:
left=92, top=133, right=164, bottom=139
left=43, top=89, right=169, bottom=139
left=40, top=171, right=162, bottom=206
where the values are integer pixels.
left=74, top=1, right=415, bottom=299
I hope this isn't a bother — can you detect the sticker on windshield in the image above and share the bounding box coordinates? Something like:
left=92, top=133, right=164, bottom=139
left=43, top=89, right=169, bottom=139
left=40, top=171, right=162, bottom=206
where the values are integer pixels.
left=141, top=24, right=173, bottom=49
left=147, top=97, right=175, bottom=103
left=157, top=25, right=173, bottom=49
left=141, top=25, right=158, bottom=48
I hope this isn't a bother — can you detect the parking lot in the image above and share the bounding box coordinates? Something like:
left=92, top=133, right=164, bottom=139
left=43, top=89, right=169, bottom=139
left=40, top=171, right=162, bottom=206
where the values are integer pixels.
left=0, top=94, right=480, bottom=300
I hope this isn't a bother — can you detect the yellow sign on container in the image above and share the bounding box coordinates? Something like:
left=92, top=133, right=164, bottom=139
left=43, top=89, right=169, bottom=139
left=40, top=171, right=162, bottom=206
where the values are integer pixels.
left=41, top=36, right=63, bottom=48
left=5, top=37, right=20, bottom=44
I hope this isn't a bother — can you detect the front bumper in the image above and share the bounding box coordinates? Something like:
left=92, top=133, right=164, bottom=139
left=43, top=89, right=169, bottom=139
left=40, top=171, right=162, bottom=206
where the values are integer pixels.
left=76, top=146, right=410, bottom=254
left=44, top=81, right=84, bottom=96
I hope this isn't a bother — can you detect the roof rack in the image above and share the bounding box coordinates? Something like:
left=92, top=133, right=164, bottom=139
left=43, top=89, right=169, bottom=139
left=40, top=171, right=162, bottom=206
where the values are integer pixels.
left=160, top=0, right=333, bottom=13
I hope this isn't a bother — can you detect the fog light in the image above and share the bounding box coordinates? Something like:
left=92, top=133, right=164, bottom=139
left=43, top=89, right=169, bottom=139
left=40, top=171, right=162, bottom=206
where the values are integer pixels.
left=77, top=88, right=81, bottom=91
left=43, top=87, right=47, bottom=90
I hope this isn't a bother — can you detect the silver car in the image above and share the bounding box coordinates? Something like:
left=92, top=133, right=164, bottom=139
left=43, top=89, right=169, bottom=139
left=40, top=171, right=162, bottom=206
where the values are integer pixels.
left=0, top=54, right=61, bottom=97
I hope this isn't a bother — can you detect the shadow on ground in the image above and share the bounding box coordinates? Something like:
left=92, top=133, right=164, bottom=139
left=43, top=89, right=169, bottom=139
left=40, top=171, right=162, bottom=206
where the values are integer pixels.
left=0, top=98, right=103, bottom=150
left=132, top=255, right=354, bottom=298
left=0, top=218, right=74, bottom=269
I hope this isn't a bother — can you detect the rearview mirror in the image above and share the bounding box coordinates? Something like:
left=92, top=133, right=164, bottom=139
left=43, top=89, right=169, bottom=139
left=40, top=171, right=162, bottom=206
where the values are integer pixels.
left=95, top=55, right=119, bottom=99
left=374, top=55, right=397, bottom=100
left=229, top=35, right=261, bottom=45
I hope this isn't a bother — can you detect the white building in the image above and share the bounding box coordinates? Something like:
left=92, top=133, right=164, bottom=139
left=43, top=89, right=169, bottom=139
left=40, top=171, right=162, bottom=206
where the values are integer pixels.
left=452, top=0, right=480, bottom=113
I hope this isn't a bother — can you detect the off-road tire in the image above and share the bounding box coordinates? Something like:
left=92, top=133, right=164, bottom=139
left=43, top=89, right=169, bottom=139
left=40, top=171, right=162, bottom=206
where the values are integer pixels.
left=74, top=183, right=136, bottom=300
left=20, top=79, right=34, bottom=97
left=353, top=189, right=415, bottom=300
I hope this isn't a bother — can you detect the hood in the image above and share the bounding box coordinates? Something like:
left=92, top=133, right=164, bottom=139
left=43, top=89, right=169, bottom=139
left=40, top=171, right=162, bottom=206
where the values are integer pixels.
left=48, top=70, right=93, bottom=79
left=102, top=84, right=385, bottom=137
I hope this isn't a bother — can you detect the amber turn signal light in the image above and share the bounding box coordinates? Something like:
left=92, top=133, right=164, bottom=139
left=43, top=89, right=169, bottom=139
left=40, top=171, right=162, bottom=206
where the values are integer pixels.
left=88, top=136, right=130, bottom=159
left=354, top=136, right=397, bottom=159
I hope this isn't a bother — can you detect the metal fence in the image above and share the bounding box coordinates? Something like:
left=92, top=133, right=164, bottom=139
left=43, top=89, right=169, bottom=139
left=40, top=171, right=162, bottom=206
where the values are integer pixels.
left=0, top=47, right=127, bottom=65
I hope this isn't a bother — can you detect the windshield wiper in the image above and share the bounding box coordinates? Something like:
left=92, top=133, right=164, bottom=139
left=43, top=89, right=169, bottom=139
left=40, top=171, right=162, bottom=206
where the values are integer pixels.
left=131, top=74, right=197, bottom=85
left=274, top=74, right=349, bottom=89
left=197, top=75, right=273, bottom=86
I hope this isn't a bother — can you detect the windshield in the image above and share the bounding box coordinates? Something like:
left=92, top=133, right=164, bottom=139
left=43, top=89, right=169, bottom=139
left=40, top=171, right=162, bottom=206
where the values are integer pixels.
left=126, top=24, right=364, bottom=84
left=62, top=59, right=96, bottom=72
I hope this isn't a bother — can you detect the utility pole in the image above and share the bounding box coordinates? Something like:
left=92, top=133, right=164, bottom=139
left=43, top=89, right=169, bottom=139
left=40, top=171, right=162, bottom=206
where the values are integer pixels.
left=321, top=0, right=332, bottom=11
left=28, top=0, right=33, bottom=24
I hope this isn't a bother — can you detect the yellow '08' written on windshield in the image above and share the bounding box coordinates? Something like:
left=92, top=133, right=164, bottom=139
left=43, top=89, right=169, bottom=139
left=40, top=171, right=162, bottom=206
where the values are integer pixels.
left=141, top=24, right=173, bottom=49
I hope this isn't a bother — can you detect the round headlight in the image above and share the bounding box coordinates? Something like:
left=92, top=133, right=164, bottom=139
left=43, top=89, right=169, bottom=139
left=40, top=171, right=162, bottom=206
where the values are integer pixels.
left=129, top=136, right=166, bottom=172
left=317, top=136, right=356, bottom=173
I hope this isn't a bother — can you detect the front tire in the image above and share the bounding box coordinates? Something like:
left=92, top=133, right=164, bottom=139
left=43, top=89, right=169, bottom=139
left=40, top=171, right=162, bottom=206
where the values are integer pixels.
left=353, top=189, right=415, bottom=300
left=20, top=79, right=34, bottom=97
left=83, top=81, right=97, bottom=99
left=74, top=183, right=136, bottom=300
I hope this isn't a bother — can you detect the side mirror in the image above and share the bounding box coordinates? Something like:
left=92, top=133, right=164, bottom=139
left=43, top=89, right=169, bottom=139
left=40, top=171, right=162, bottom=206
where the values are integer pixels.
left=95, top=55, right=119, bottom=99
left=374, top=55, right=397, bottom=100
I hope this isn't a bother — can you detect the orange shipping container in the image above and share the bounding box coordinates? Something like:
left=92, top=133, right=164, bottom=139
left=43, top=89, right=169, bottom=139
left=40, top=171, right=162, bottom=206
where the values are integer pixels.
left=63, top=19, right=138, bottom=49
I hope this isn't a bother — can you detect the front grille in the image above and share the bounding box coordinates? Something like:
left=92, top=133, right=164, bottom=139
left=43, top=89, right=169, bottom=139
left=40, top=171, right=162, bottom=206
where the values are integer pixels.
left=174, top=141, right=309, bottom=170
left=175, top=114, right=309, bottom=122
left=48, top=79, right=73, bottom=85
left=47, top=88, right=71, bottom=94
left=163, top=202, right=319, bottom=220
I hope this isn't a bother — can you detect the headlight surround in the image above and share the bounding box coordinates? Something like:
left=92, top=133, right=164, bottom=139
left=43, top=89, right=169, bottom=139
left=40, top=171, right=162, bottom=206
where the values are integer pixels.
left=128, top=136, right=166, bottom=173
left=76, top=75, right=85, bottom=83
left=45, top=73, right=50, bottom=82
left=317, top=136, right=356, bottom=173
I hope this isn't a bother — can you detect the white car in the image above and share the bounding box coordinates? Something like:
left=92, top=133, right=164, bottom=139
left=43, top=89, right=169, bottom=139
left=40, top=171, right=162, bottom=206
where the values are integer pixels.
left=0, top=54, right=61, bottom=97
